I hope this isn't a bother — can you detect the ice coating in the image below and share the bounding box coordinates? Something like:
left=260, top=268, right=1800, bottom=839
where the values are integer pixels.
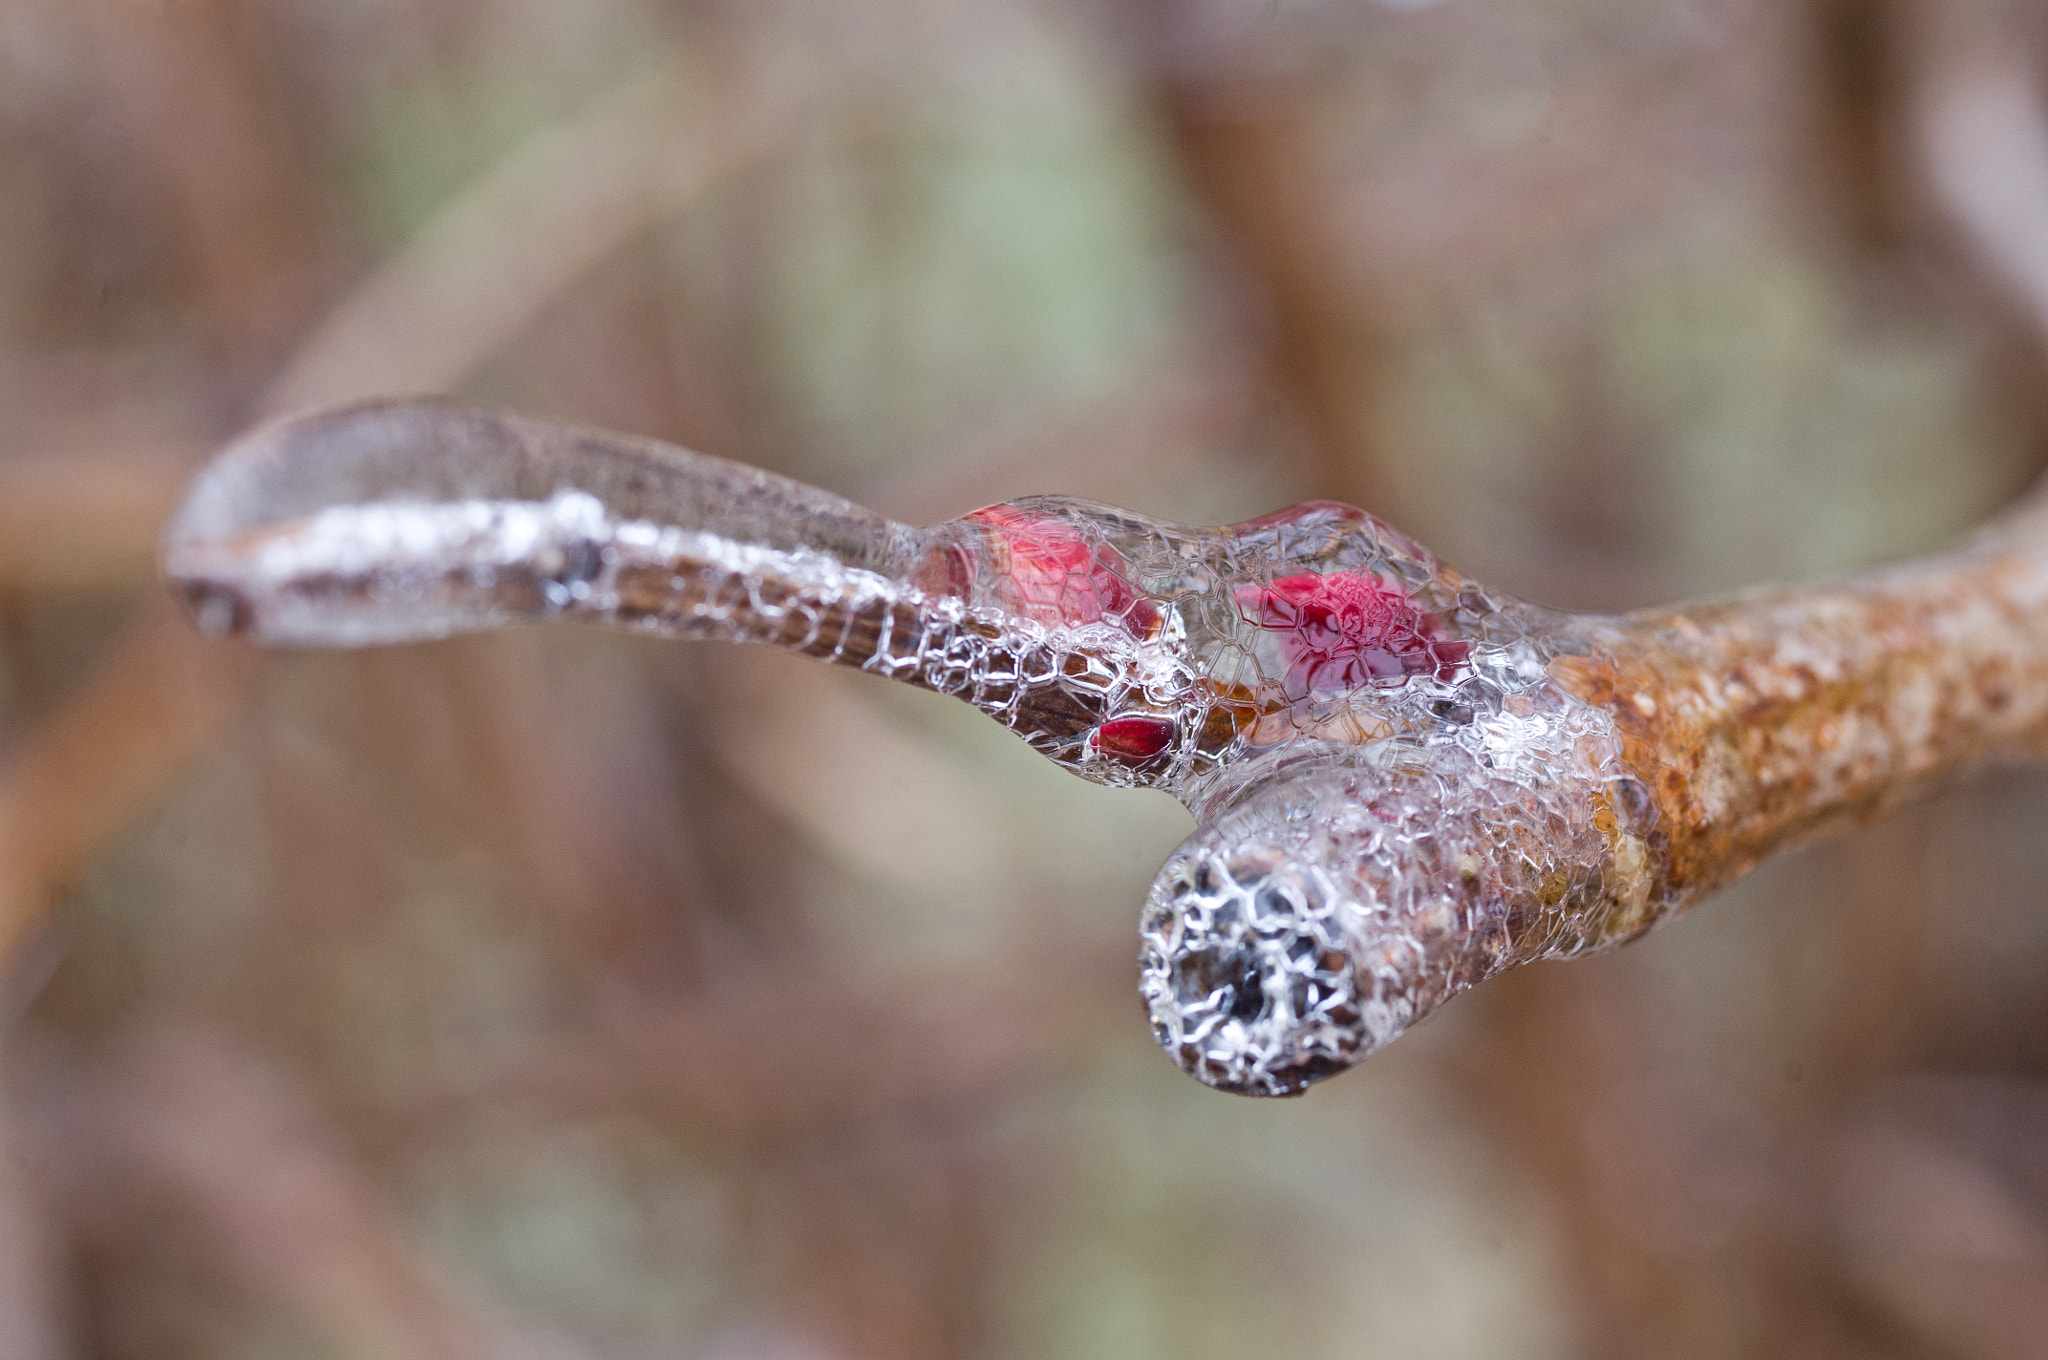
left=164, top=401, right=2048, bottom=1096
left=1141, top=690, right=1655, bottom=1096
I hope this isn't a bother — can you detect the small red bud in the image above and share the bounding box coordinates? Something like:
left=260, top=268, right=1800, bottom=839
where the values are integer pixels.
left=969, top=505, right=1160, bottom=635
left=1092, top=715, right=1177, bottom=763
left=1237, top=570, right=1469, bottom=697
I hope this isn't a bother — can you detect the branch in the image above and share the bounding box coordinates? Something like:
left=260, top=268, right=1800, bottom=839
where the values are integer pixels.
left=1156, top=67, right=1390, bottom=513
left=262, top=51, right=799, bottom=416
left=160, top=400, right=2048, bottom=1095
left=0, top=452, right=192, bottom=595
left=1908, top=0, right=2048, bottom=344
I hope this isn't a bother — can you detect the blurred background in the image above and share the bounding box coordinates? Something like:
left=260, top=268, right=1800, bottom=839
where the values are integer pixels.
left=4, top=0, right=2048, bottom=1356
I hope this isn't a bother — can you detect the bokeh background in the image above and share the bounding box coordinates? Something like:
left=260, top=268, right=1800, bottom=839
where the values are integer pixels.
left=4, top=0, right=2048, bottom=1356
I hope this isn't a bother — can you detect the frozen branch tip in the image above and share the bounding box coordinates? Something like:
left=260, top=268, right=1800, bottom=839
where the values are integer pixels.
left=163, top=401, right=2048, bottom=1096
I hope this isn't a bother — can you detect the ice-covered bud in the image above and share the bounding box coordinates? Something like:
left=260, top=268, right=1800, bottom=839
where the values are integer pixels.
left=1237, top=571, right=1469, bottom=696
left=969, top=504, right=1160, bottom=634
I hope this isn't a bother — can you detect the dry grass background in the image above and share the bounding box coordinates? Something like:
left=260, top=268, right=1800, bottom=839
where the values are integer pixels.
left=4, top=1, right=2048, bottom=1356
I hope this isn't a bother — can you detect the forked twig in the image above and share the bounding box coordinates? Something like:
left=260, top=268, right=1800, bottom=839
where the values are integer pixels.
left=163, top=401, right=2048, bottom=1095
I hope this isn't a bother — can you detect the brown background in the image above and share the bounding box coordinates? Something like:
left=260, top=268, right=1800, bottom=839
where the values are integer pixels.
left=2, top=0, right=2048, bottom=1356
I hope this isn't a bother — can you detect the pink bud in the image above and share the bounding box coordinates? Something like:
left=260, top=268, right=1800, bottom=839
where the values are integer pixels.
left=970, top=505, right=1160, bottom=635
left=1092, top=715, right=1177, bottom=763
left=1239, top=571, right=1468, bottom=696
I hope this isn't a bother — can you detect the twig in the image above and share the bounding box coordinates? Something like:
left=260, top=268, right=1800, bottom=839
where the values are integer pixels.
left=68, top=0, right=330, bottom=354
left=1908, top=0, right=2048, bottom=344
left=0, top=452, right=193, bottom=596
left=160, top=400, right=2048, bottom=1095
left=1150, top=42, right=1391, bottom=514
left=263, top=52, right=798, bottom=416
left=0, top=598, right=254, bottom=962
left=1905, top=0, right=2048, bottom=479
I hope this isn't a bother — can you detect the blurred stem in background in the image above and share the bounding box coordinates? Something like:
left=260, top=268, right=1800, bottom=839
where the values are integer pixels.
left=0, top=31, right=798, bottom=972
left=1154, top=53, right=1394, bottom=518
